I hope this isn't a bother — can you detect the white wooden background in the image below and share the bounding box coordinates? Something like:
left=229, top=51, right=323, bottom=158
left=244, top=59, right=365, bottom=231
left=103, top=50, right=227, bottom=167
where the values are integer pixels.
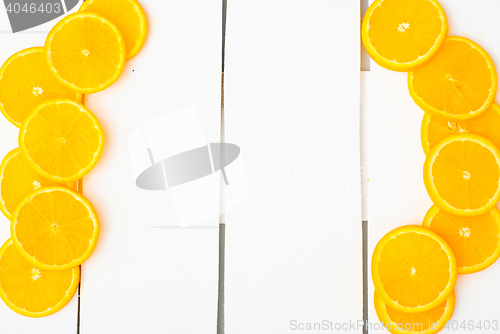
left=1, top=0, right=500, bottom=333
left=224, top=1, right=362, bottom=333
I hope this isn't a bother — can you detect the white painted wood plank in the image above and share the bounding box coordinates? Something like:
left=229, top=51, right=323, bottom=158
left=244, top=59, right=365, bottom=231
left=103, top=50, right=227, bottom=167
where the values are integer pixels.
left=0, top=29, right=79, bottom=334
left=80, top=0, right=222, bottom=333
left=368, top=1, right=500, bottom=332
left=224, top=1, right=362, bottom=333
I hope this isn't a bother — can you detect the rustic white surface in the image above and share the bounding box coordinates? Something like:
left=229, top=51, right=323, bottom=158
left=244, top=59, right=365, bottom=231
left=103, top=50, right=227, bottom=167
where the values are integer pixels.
left=0, top=34, right=79, bottom=334
left=368, top=0, right=500, bottom=332
left=4, top=0, right=499, bottom=332
left=80, top=0, right=222, bottom=333
left=224, top=1, right=362, bottom=333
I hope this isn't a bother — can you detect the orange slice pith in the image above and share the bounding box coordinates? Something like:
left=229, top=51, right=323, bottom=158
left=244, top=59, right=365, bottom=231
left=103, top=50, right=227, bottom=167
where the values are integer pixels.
left=423, top=134, right=500, bottom=217
left=11, top=186, right=99, bottom=271
left=408, top=36, right=497, bottom=120
left=19, top=99, right=104, bottom=183
left=0, top=148, right=74, bottom=220
left=361, top=0, right=448, bottom=72
left=79, top=0, right=148, bottom=60
left=372, top=225, right=457, bottom=314
left=0, top=47, right=81, bottom=127
left=423, top=205, right=500, bottom=274
left=374, top=290, right=455, bottom=334
left=421, top=103, right=500, bottom=155
left=0, top=239, right=79, bottom=317
left=45, top=12, right=126, bottom=94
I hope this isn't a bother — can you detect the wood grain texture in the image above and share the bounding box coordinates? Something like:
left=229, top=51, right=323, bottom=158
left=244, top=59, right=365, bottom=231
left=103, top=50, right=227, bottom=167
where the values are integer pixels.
left=224, top=1, right=362, bottom=333
left=368, top=1, right=500, bottom=332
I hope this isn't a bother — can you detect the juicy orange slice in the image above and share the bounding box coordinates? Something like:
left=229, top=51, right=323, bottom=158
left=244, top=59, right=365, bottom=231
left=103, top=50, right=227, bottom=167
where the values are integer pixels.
left=0, top=47, right=81, bottom=127
left=0, top=239, right=79, bottom=317
left=423, top=205, right=500, bottom=274
left=408, top=36, right=497, bottom=120
left=423, top=134, right=500, bottom=217
left=372, top=225, right=457, bottom=313
left=361, top=0, right=447, bottom=71
left=45, top=12, right=126, bottom=94
left=19, top=99, right=104, bottom=183
left=79, top=0, right=147, bottom=60
left=0, top=148, right=73, bottom=220
left=11, top=186, right=99, bottom=271
left=374, top=290, right=455, bottom=334
left=421, top=103, right=500, bottom=155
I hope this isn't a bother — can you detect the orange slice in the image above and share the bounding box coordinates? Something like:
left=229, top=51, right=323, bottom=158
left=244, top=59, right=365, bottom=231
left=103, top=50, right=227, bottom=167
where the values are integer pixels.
left=408, top=36, right=497, bottom=120
left=19, top=99, right=104, bottom=183
left=0, top=148, right=73, bottom=220
left=361, top=0, right=447, bottom=71
left=372, top=225, right=457, bottom=314
left=79, top=0, right=147, bottom=60
left=0, top=239, right=79, bottom=317
left=0, top=47, right=81, bottom=127
left=45, top=12, right=126, bottom=94
left=421, top=103, right=500, bottom=155
left=423, top=134, right=500, bottom=217
left=423, top=205, right=500, bottom=274
left=374, top=290, right=455, bottom=334
left=11, top=186, right=99, bottom=271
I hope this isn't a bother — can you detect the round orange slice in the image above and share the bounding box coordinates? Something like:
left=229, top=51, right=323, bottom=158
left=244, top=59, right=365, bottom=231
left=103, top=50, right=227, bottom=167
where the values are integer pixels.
left=0, top=238, right=79, bottom=317
left=79, top=0, right=147, bottom=60
left=423, top=134, right=500, bottom=217
left=0, top=47, right=81, bottom=127
left=374, top=290, right=455, bottom=334
left=421, top=103, right=500, bottom=155
left=361, top=0, right=448, bottom=71
left=0, top=148, right=73, bottom=220
left=11, top=186, right=99, bottom=271
left=423, top=205, right=500, bottom=274
left=372, top=225, right=457, bottom=314
left=19, top=99, right=104, bottom=183
left=45, top=12, right=126, bottom=94
left=409, top=36, right=497, bottom=120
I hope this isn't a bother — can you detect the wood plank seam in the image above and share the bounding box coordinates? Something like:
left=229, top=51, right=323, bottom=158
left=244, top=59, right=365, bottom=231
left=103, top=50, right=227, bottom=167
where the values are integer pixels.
left=76, top=98, right=85, bottom=334
left=218, top=0, right=227, bottom=332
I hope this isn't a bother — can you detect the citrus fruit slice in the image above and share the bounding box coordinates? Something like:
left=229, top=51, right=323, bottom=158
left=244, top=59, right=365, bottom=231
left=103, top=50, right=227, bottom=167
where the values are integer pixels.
left=19, top=99, right=104, bottom=183
left=372, top=225, right=457, bottom=314
left=361, top=0, right=447, bottom=71
left=423, top=134, right=500, bottom=217
left=45, top=12, right=126, bottom=94
left=11, top=186, right=99, bottom=271
left=374, top=290, right=455, bottom=334
left=0, top=47, right=81, bottom=127
left=0, top=238, right=79, bottom=317
left=423, top=205, right=500, bottom=274
left=408, top=36, right=497, bottom=120
left=79, top=0, right=147, bottom=60
left=0, top=148, right=73, bottom=220
left=421, top=103, right=500, bottom=155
